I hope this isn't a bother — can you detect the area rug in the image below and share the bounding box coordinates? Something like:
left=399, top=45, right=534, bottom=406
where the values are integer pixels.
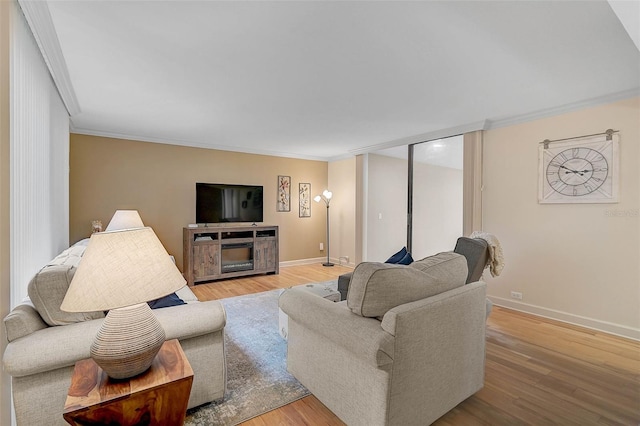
left=185, top=283, right=336, bottom=425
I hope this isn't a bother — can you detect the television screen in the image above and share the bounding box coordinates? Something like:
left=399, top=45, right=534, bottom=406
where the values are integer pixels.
left=196, top=183, right=264, bottom=224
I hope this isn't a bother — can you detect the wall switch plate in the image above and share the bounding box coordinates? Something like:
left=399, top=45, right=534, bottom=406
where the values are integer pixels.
left=510, top=291, right=523, bottom=300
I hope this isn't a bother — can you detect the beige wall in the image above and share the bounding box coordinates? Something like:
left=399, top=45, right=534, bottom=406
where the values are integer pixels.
left=70, top=134, right=329, bottom=271
left=483, top=97, right=640, bottom=338
left=0, top=1, right=11, bottom=424
left=328, top=157, right=356, bottom=266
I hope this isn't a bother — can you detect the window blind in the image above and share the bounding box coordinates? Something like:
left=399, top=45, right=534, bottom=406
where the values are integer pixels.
left=10, top=4, right=69, bottom=308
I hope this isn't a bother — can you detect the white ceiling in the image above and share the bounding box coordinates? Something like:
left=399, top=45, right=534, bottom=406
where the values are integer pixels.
left=38, top=0, right=640, bottom=161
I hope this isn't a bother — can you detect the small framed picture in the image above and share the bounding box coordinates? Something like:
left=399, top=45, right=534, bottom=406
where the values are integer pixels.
left=277, top=175, right=291, bottom=212
left=299, top=183, right=311, bottom=217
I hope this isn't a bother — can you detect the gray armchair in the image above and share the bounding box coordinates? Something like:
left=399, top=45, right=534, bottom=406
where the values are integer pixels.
left=338, top=237, right=490, bottom=300
left=280, top=252, right=487, bottom=426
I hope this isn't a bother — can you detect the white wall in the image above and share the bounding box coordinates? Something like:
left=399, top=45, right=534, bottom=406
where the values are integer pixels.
left=412, top=162, right=463, bottom=259
left=329, top=157, right=356, bottom=266
left=365, top=153, right=408, bottom=262
left=483, top=96, right=639, bottom=339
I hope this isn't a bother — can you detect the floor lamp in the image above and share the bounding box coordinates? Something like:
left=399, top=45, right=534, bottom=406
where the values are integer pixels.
left=314, top=190, right=333, bottom=267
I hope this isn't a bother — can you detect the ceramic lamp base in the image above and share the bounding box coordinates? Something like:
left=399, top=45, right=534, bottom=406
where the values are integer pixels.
left=91, top=303, right=166, bottom=379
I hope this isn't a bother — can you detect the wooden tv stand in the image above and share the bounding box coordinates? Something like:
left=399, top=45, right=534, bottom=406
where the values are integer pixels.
left=183, top=225, right=279, bottom=286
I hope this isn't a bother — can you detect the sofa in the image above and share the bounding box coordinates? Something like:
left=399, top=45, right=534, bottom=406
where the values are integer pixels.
left=2, top=241, right=227, bottom=426
left=279, top=252, right=487, bottom=426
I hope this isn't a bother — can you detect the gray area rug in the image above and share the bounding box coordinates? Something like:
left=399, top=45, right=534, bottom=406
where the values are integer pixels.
left=185, top=287, right=315, bottom=425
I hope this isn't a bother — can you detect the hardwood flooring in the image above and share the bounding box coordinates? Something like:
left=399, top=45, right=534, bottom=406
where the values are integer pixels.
left=192, top=263, right=640, bottom=425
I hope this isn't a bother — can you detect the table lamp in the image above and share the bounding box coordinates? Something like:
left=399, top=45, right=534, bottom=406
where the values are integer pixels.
left=105, top=209, right=144, bottom=231
left=61, top=227, right=186, bottom=379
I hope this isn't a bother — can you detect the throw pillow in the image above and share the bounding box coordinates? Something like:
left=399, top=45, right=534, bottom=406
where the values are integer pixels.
left=396, top=252, right=414, bottom=265
left=148, top=293, right=186, bottom=309
left=347, top=252, right=468, bottom=318
left=385, top=247, right=408, bottom=264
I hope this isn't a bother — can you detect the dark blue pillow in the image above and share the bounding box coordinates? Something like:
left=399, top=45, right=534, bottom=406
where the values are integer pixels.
left=385, top=247, right=408, bottom=264
left=148, top=293, right=186, bottom=309
left=397, top=252, right=414, bottom=265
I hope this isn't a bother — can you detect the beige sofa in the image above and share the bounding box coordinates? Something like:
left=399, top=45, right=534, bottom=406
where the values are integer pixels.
left=279, top=252, right=487, bottom=426
left=2, top=241, right=227, bottom=426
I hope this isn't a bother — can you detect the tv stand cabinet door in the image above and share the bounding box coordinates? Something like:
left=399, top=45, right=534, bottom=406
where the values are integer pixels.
left=193, top=243, right=220, bottom=282
left=254, top=238, right=277, bottom=273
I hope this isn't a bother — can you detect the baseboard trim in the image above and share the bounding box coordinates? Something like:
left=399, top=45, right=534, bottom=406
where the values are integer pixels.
left=489, top=296, right=640, bottom=341
left=280, top=258, right=356, bottom=268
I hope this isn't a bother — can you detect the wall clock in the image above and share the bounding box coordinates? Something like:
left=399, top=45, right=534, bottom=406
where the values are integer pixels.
left=538, top=132, right=619, bottom=204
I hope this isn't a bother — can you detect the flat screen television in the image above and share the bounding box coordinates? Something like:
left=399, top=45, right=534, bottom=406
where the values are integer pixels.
left=196, top=183, right=264, bottom=224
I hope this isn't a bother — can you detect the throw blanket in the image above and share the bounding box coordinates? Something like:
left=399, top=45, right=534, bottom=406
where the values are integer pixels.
left=470, top=231, right=504, bottom=277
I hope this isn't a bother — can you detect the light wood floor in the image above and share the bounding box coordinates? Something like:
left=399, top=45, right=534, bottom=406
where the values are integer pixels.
left=191, top=264, right=640, bottom=425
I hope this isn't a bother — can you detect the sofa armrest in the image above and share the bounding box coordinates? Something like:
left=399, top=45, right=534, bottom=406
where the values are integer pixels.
left=3, top=318, right=101, bottom=377
left=3, top=304, right=48, bottom=342
left=380, top=281, right=487, bottom=335
left=279, top=288, right=394, bottom=367
left=3, top=300, right=226, bottom=378
left=154, top=300, right=226, bottom=339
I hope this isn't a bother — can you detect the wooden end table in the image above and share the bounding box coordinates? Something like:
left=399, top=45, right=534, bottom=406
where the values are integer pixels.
left=63, top=339, right=193, bottom=426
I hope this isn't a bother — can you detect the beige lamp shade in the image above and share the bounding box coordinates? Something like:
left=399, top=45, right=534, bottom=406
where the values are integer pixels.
left=61, top=227, right=186, bottom=312
left=105, top=210, right=144, bottom=231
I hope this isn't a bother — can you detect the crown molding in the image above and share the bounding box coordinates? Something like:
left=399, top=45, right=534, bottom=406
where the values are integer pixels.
left=71, top=89, right=639, bottom=162
left=18, top=0, right=81, bottom=116
left=485, top=88, right=640, bottom=130
left=70, top=126, right=330, bottom=162
left=348, top=120, right=488, bottom=157
left=348, top=89, right=640, bottom=158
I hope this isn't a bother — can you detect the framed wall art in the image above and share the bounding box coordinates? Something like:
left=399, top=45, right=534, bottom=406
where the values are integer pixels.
left=277, top=175, right=291, bottom=212
left=299, top=183, right=311, bottom=217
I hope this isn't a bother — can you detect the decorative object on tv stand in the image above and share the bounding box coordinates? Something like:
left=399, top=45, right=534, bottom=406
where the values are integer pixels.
left=538, top=129, right=619, bottom=204
left=314, top=189, right=333, bottom=267
left=60, top=227, right=187, bottom=379
left=105, top=209, right=145, bottom=231
left=299, top=183, right=311, bottom=218
left=277, top=175, right=291, bottom=212
left=91, top=220, right=102, bottom=234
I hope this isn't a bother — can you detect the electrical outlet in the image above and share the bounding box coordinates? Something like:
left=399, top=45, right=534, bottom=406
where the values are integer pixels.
left=510, top=291, right=523, bottom=300
left=319, top=242, right=324, bottom=251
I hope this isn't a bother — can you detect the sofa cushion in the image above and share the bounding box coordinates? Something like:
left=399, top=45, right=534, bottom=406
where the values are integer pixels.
left=28, top=246, right=105, bottom=326
left=347, top=252, right=468, bottom=318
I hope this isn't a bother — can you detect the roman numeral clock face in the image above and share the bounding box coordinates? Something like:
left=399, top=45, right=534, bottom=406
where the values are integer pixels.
left=547, top=148, right=608, bottom=196
left=538, top=135, right=619, bottom=204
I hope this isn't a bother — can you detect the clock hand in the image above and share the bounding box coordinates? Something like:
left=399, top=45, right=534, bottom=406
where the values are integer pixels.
left=560, top=165, right=579, bottom=174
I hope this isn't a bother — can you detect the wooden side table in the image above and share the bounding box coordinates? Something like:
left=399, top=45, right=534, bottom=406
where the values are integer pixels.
left=63, top=339, right=194, bottom=426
